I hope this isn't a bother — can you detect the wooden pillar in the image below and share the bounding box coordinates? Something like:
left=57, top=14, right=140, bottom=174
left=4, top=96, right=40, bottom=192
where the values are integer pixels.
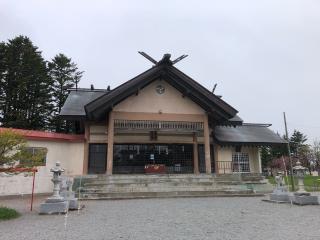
left=83, top=122, right=90, bottom=174
left=204, top=114, right=211, bottom=174
left=214, top=144, right=219, bottom=174
left=212, top=127, right=219, bottom=174
left=106, top=111, right=114, bottom=175
left=193, top=133, right=199, bottom=175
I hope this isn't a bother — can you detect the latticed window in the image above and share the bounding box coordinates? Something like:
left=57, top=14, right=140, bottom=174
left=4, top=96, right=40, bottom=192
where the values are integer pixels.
left=232, top=152, right=250, bottom=173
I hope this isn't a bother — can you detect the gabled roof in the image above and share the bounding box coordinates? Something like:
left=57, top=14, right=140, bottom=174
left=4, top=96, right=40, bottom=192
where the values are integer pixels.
left=214, top=124, right=287, bottom=146
left=60, top=89, right=108, bottom=119
left=84, top=62, right=238, bottom=122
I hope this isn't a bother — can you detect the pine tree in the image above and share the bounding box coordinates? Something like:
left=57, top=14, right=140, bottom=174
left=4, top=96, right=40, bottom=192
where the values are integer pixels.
left=290, top=130, right=308, bottom=156
left=0, top=36, right=53, bottom=130
left=0, top=42, right=7, bottom=122
left=48, top=53, right=83, bottom=132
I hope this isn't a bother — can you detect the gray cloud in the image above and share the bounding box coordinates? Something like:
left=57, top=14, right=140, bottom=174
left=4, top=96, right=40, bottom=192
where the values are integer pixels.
left=1, top=0, right=320, bottom=141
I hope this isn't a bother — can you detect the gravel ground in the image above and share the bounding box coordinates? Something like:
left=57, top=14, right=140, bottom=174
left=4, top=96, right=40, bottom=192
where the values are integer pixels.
left=1, top=196, right=320, bottom=240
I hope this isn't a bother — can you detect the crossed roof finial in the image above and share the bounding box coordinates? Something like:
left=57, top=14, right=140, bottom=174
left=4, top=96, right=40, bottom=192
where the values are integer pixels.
left=138, top=52, right=188, bottom=66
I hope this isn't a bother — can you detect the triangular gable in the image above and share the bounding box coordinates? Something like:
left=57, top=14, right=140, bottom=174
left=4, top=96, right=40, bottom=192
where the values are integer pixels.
left=85, top=63, right=238, bottom=122
left=113, top=80, right=205, bottom=114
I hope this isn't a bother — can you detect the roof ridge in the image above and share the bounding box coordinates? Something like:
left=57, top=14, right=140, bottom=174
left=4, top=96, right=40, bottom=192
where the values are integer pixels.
left=168, top=65, right=238, bottom=115
left=242, top=123, right=272, bottom=127
left=68, top=88, right=109, bottom=92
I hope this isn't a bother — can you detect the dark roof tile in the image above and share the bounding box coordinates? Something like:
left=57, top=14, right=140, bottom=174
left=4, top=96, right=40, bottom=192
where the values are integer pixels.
left=215, top=124, right=286, bottom=145
left=60, top=90, right=107, bottom=117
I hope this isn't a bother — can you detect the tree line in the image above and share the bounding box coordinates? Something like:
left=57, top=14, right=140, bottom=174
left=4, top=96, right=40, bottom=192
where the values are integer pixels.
left=261, top=130, right=320, bottom=173
left=0, top=35, right=83, bottom=133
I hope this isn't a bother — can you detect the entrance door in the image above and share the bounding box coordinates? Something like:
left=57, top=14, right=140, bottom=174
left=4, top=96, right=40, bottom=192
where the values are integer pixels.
left=88, top=144, right=107, bottom=174
left=113, top=144, right=193, bottom=174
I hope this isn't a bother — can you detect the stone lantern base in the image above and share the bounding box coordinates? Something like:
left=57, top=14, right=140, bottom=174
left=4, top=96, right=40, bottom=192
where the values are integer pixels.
left=269, top=185, right=291, bottom=202
left=293, top=193, right=319, bottom=205
left=60, top=191, right=79, bottom=210
left=39, top=199, right=69, bottom=214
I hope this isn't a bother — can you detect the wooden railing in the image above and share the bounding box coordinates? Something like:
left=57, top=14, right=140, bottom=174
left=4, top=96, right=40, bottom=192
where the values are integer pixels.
left=114, top=119, right=203, bottom=131
left=217, top=160, right=250, bottom=174
left=217, top=161, right=233, bottom=174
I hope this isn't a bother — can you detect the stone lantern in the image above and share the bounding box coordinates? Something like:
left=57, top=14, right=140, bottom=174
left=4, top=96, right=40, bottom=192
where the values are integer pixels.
left=48, top=161, right=65, bottom=201
left=292, top=160, right=308, bottom=196
left=292, top=160, right=319, bottom=205
left=269, top=171, right=290, bottom=202
left=39, top=162, right=69, bottom=214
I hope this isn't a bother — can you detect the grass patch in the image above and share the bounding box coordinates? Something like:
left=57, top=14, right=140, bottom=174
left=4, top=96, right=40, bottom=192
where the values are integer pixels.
left=0, top=207, right=20, bottom=221
left=267, top=175, right=320, bottom=192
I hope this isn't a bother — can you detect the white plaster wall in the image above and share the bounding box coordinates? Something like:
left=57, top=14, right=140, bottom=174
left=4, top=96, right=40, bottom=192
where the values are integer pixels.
left=216, top=146, right=234, bottom=174
left=0, top=140, right=84, bottom=196
left=113, top=80, right=205, bottom=114
left=243, top=147, right=261, bottom=173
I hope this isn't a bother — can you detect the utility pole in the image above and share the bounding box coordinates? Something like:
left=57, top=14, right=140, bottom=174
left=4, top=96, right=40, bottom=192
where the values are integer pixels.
left=283, top=112, right=295, bottom=191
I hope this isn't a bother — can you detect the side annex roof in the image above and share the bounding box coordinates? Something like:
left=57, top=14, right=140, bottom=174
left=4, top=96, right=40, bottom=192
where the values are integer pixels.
left=215, top=124, right=287, bottom=146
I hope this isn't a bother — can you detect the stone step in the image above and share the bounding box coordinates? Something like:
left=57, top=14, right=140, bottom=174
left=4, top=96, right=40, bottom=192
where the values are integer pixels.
left=73, top=174, right=270, bottom=200
left=214, top=176, right=264, bottom=184
left=87, top=176, right=215, bottom=183
left=79, top=189, right=261, bottom=200
left=94, top=174, right=214, bottom=179
left=214, top=181, right=243, bottom=185
left=215, top=174, right=264, bottom=181
left=81, top=185, right=225, bottom=193
left=83, top=181, right=216, bottom=188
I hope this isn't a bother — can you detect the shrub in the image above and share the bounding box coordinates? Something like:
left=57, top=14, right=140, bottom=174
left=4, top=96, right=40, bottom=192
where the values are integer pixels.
left=0, top=207, right=20, bottom=220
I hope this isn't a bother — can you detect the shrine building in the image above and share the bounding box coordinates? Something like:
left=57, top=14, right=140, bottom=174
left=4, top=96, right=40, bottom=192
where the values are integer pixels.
left=60, top=53, right=286, bottom=176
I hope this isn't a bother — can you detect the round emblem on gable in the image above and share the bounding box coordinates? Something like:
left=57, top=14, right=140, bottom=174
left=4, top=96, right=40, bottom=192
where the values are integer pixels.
left=156, top=84, right=165, bottom=94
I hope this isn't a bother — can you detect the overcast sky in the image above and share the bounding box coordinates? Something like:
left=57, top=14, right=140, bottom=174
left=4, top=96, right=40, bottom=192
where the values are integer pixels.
left=1, top=0, right=320, bottom=142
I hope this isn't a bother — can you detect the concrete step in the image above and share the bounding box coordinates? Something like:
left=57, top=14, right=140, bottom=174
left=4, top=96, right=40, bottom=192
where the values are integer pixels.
left=214, top=174, right=264, bottom=184
left=79, top=189, right=262, bottom=200
left=73, top=174, right=270, bottom=200
left=83, top=181, right=216, bottom=188
left=94, top=174, right=214, bottom=179
left=81, top=185, right=223, bottom=193
left=87, top=175, right=214, bottom=183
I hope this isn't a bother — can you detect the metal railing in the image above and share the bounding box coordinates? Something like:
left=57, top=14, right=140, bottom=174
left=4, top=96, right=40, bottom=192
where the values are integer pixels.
left=114, top=119, right=203, bottom=131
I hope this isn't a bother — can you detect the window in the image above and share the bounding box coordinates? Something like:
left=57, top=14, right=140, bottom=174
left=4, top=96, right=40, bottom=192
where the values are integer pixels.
left=232, top=152, right=250, bottom=173
left=20, top=147, right=47, bottom=166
